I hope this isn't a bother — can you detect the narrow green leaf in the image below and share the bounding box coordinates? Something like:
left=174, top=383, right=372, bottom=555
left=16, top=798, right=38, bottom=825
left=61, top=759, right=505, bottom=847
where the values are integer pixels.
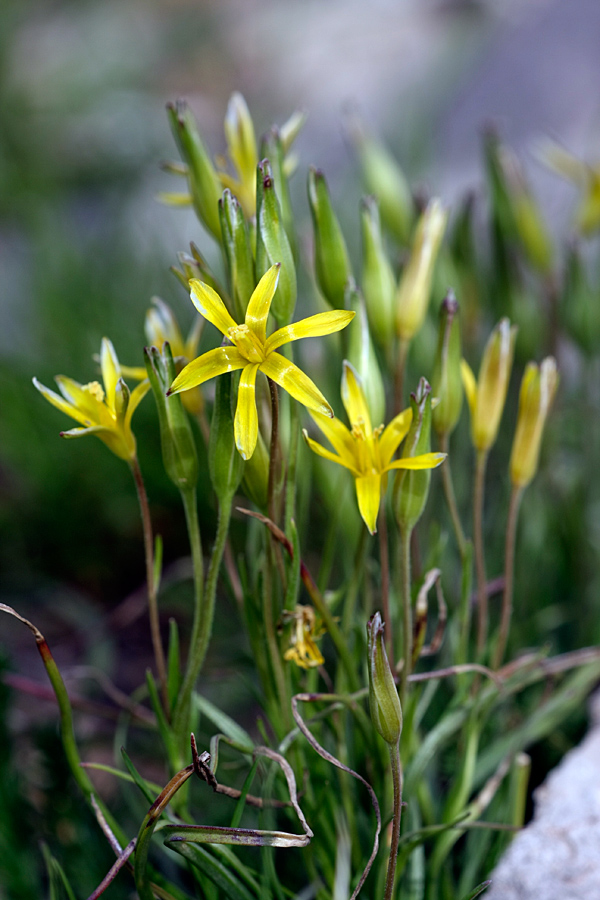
left=41, top=844, right=77, bottom=900
left=230, top=758, right=260, bottom=829
left=154, top=534, right=163, bottom=595
left=167, top=617, right=181, bottom=713
left=459, top=881, right=491, bottom=900
left=194, top=694, right=254, bottom=751
left=121, top=747, right=158, bottom=804
left=166, top=841, right=257, bottom=900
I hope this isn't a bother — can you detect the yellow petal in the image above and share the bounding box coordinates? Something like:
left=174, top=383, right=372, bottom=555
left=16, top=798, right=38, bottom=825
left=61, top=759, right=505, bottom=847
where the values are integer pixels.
left=119, top=365, right=148, bottom=381
left=169, top=346, right=246, bottom=395
left=309, top=409, right=357, bottom=462
left=379, top=408, right=413, bottom=468
left=235, top=363, right=260, bottom=459
left=302, top=430, right=360, bottom=475
left=101, top=338, right=121, bottom=410
left=261, top=353, right=332, bottom=416
left=245, top=265, right=280, bottom=345
left=53, top=376, right=108, bottom=425
left=264, top=310, right=355, bottom=355
left=355, top=474, right=382, bottom=534
left=33, top=378, right=90, bottom=427
left=156, top=191, right=193, bottom=206
left=189, top=280, right=238, bottom=337
left=60, top=425, right=113, bottom=439
left=460, top=359, right=477, bottom=419
left=386, top=452, right=446, bottom=471
left=125, top=379, right=151, bottom=429
left=341, top=360, right=372, bottom=435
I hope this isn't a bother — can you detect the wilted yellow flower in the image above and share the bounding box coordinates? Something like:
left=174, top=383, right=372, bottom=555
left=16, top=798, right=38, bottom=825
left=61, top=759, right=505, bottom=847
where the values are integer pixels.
left=538, top=139, right=600, bottom=236
left=461, top=318, right=518, bottom=452
left=283, top=605, right=326, bottom=669
left=510, top=357, right=558, bottom=488
left=303, top=362, right=445, bottom=534
left=168, top=265, right=354, bottom=460
left=33, top=338, right=150, bottom=461
left=396, top=199, right=447, bottom=341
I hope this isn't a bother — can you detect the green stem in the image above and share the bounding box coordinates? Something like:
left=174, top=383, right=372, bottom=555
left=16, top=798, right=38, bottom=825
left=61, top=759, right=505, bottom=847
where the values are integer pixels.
left=492, top=485, right=523, bottom=669
left=400, top=524, right=413, bottom=708
left=473, top=449, right=489, bottom=659
left=457, top=539, right=474, bottom=668
left=181, top=487, right=204, bottom=667
left=130, top=456, right=168, bottom=712
left=262, top=540, right=291, bottom=734
left=341, top=526, right=369, bottom=637
left=379, top=505, right=394, bottom=665
left=284, top=396, right=300, bottom=537
left=394, top=336, right=410, bottom=415
left=384, top=741, right=403, bottom=900
left=172, top=495, right=232, bottom=740
left=440, top=432, right=467, bottom=560
left=267, top=376, right=282, bottom=526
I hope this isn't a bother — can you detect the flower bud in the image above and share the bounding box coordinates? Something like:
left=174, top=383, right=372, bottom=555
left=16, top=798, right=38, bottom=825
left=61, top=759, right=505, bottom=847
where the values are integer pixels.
left=353, top=126, right=413, bottom=245
left=393, top=378, right=434, bottom=532
left=219, top=189, right=255, bottom=321
left=166, top=100, right=222, bottom=241
left=367, top=612, right=402, bottom=745
left=360, top=196, right=396, bottom=349
left=346, top=282, right=386, bottom=428
left=144, top=344, right=198, bottom=491
left=499, top=143, right=552, bottom=274
left=395, top=199, right=447, bottom=341
left=256, top=159, right=297, bottom=324
left=209, top=372, right=244, bottom=503
left=224, top=92, right=258, bottom=219
left=260, top=127, right=296, bottom=254
left=461, top=318, right=518, bottom=452
left=241, top=428, right=269, bottom=510
left=509, top=357, right=558, bottom=489
left=144, top=297, right=204, bottom=418
left=431, top=291, right=463, bottom=438
left=307, top=167, right=352, bottom=309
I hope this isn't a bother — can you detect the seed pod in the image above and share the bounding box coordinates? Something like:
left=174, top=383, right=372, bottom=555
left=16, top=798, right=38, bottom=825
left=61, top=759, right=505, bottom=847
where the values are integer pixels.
left=431, top=291, right=463, bottom=438
left=360, top=196, right=396, bottom=350
left=367, top=612, right=402, bottom=745
left=393, top=378, right=434, bottom=532
left=256, top=159, right=297, bottom=324
left=308, top=167, right=353, bottom=310
left=220, top=189, right=255, bottom=322
left=209, top=372, right=244, bottom=503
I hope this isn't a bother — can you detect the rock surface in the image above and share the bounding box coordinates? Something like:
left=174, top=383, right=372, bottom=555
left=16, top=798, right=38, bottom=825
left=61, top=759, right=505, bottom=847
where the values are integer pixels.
left=486, top=691, right=600, bottom=900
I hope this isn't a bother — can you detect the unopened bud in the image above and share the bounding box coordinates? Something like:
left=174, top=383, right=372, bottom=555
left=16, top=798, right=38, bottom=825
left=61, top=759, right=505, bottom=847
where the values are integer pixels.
left=431, top=291, right=463, bottom=437
left=209, top=372, right=244, bottom=503
left=346, top=282, right=386, bottom=428
left=395, top=199, right=447, bottom=341
left=461, top=318, right=518, bottom=452
left=353, top=126, right=414, bottom=245
left=220, top=189, right=255, bottom=321
left=256, top=159, right=297, bottom=324
left=360, top=196, right=396, bottom=349
left=224, top=92, right=258, bottom=218
left=308, top=167, right=352, bottom=309
left=393, top=378, right=434, bottom=532
left=367, top=612, right=402, bottom=745
left=509, top=357, right=558, bottom=489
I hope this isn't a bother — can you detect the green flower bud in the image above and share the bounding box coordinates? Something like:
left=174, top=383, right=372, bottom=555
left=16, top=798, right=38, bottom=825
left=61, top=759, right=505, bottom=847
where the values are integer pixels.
left=260, top=127, right=296, bottom=254
left=353, top=126, right=413, bottom=245
left=307, top=167, right=352, bottom=309
left=209, top=372, right=244, bottom=504
left=144, top=344, right=198, bottom=491
left=241, top=428, right=269, bottom=510
left=346, top=281, right=386, bottom=428
left=431, top=291, right=463, bottom=438
left=219, top=189, right=256, bottom=321
left=360, top=196, right=396, bottom=349
left=166, top=100, right=222, bottom=241
left=509, top=357, right=558, bottom=489
left=395, top=199, right=447, bottom=341
left=393, top=378, right=435, bottom=532
left=367, top=612, right=402, bottom=745
left=256, top=158, right=297, bottom=324
left=114, top=377, right=130, bottom=427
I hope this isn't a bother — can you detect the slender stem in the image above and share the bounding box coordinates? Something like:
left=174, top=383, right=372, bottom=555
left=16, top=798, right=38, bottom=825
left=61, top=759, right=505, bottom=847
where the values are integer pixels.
left=492, top=485, right=523, bottom=670
left=473, top=449, right=489, bottom=659
left=379, top=505, right=394, bottom=665
left=399, top=524, right=413, bottom=709
left=439, top=432, right=467, bottom=560
left=262, top=539, right=291, bottom=734
left=267, top=376, right=281, bottom=526
left=341, top=526, right=369, bottom=637
left=457, top=539, right=474, bottom=668
left=285, top=395, right=300, bottom=537
left=393, top=337, right=410, bottom=415
left=180, top=486, right=204, bottom=670
left=172, top=495, right=232, bottom=740
left=130, top=456, right=168, bottom=712
left=384, top=741, right=403, bottom=900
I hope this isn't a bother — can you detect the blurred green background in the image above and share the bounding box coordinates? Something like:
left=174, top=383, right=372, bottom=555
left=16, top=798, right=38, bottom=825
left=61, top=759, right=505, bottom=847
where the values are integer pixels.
left=2, top=0, right=600, bottom=896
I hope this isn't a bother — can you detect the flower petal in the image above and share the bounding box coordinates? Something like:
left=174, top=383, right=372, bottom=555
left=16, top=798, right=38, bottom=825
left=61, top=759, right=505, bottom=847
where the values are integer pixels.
left=245, top=265, right=280, bottom=344
left=101, top=338, right=121, bottom=410
left=386, top=452, right=446, bottom=471
left=460, top=359, right=477, bottom=419
left=54, top=376, right=114, bottom=428
left=302, top=430, right=360, bottom=475
left=341, top=360, right=372, bottom=435
left=235, top=363, right=260, bottom=459
left=125, top=379, right=151, bottom=429
left=309, top=409, right=357, bottom=461
left=379, top=408, right=413, bottom=467
left=264, top=310, right=355, bottom=355
left=261, top=353, right=333, bottom=416
left=168, top=346, right=246, bottom=395
left=156, top=191, right=193, bottom=206
left=190, top=280, right=238, bottom=337
left=119, top=365, right=148, bottom=381
left=355, top=474, right=382, bottom=535
left=60, top=425, right=113, bottom=439
left=33, top=378, right=90, bottom=427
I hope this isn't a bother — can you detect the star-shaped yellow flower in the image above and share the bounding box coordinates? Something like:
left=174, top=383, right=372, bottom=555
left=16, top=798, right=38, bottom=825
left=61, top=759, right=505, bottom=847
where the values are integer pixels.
left=303, top=361, right=446, bottom=534
left=33, top=338, right=150, bottom=461
left=167, top=265, right=355, bottom=460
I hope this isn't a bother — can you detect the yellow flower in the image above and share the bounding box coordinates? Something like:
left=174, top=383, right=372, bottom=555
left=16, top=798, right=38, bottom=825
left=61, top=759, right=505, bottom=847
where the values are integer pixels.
left=461, top=318, right=518, bottom=453
left=33, top=338, right=150, bottom=461
left=303, top=361, right=446, bottom=534
left=215, top=93, right=259, bottom=220
left=282, top=606, right=326, bottom=669
left=510, top=357, right=558, bottom=488
left=538, top=139, right=600, bottom=235
left=168, top=265, right=354, bottom=460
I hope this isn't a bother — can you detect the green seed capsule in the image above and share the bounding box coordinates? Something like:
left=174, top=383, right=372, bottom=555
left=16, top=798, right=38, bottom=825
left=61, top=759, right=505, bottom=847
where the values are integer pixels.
left=367, top=612, right=402, bottom=745
left=307, top=167, right=352, bottom=309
